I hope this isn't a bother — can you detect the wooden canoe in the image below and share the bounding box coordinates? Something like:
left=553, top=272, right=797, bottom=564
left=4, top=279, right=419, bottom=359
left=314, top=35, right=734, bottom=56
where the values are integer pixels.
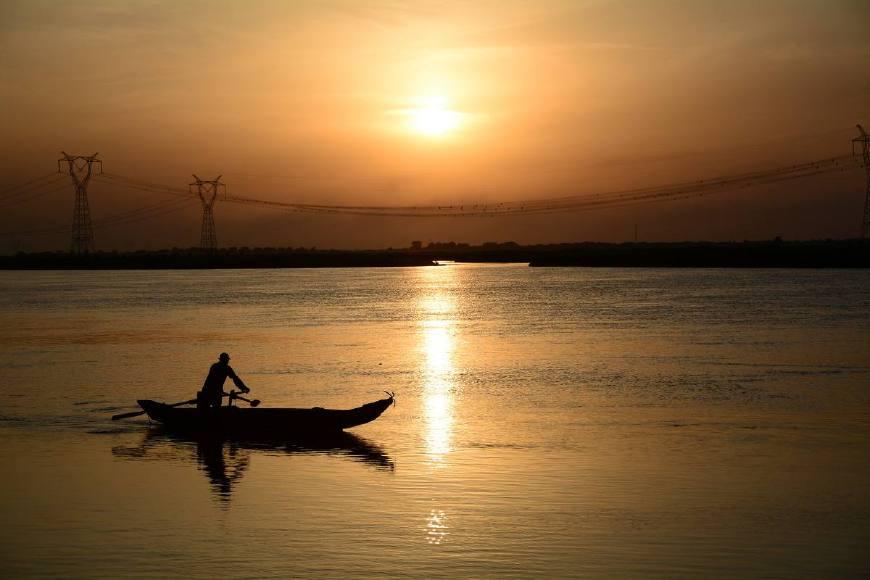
left=137, top=394, right=394, bottom=436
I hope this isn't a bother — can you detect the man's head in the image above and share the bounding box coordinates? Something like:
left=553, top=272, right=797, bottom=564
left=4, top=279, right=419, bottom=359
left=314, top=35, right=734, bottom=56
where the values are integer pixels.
left=218, top=352, right=230, bottom=364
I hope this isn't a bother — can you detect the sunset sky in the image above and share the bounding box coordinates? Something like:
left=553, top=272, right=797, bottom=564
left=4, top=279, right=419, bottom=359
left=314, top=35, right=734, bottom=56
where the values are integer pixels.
left=1, top=0, right=868, bottom=250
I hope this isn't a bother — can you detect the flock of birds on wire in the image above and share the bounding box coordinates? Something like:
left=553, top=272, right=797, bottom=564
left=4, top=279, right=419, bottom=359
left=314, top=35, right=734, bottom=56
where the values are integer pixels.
left=0, top=152, right=863, bottom=238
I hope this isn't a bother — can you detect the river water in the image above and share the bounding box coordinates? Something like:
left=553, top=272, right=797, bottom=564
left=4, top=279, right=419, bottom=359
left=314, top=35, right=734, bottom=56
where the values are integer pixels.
left=0, top=265, right=868, bottom=578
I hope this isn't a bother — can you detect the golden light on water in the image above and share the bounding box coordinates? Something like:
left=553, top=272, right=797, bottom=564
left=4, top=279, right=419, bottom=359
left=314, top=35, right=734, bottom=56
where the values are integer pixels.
left=418, top=267, right=457, bottom=463
left=426, top=508, right=449, bottom=545
left=422, top=319, right=453, bottom=374
left=422, top=320, right=454, bottom=460
left=424, top=385, right=453, bottom=460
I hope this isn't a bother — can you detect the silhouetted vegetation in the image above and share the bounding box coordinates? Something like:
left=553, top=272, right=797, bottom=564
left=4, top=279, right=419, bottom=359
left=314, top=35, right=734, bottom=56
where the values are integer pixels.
left=0, top=247, right=437, bottom=269
left=1, top=238, right=867, bottom=269
left=525, top=238, right=870, bottom=268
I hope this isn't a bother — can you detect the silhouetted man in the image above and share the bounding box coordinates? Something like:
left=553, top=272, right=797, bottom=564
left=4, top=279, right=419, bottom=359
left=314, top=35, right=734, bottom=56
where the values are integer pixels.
left=199, top=352, right=250, bottom=409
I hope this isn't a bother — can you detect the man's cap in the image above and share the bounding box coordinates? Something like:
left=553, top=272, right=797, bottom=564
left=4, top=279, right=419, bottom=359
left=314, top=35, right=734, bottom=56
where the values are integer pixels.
left=219, top=352, right=230, bottom=361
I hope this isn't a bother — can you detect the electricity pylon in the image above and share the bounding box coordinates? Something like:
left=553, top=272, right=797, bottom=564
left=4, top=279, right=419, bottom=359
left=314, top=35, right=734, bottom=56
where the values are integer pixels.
left=854, top=125, right=870, bottom=238
left=59, top=152, right=101, bottom=254
left=190, top=175, right=225, bottom=250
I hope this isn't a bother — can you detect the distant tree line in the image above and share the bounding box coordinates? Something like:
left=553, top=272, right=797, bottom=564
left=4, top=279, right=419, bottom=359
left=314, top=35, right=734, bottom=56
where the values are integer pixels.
left=1, top=238, right=867, bottom=269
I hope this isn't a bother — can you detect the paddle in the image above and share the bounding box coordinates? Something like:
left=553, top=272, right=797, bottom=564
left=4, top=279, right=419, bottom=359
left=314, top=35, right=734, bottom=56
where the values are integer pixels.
left=111, top=391, right=260, bottom=420
left=228, top=391, right=261, bottom=407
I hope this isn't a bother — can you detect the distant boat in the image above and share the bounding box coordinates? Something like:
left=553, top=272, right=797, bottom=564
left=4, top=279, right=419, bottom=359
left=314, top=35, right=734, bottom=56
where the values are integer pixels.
left=136, top=394, right=394, bottom=436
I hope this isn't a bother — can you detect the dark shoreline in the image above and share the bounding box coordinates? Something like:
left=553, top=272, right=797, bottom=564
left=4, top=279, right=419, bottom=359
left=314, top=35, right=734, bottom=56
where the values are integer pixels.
left=0, top=238, right=867, bottom=269
left=0, top=250, right=437, bottom=270
left=526, top=238, right=870, bottom=268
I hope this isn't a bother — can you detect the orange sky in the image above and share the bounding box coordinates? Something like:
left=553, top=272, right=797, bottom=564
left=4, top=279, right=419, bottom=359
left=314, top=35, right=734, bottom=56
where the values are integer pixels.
left=1, top=0, right=869, bottom=251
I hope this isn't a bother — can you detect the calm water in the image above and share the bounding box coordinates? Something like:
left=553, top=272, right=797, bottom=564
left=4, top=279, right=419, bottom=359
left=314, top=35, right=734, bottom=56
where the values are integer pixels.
left=0, top=265, right=868, bottom=579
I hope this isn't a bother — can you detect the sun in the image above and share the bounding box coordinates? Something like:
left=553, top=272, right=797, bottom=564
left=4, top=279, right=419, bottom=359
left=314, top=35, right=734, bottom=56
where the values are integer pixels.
left=407, top=96, right=462, bottom=137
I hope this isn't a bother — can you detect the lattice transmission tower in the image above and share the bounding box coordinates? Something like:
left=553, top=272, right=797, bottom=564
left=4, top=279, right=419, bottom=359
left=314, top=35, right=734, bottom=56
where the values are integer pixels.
left=854, top=125, right=870, bottom=238
left=59, top=152, right=101, bottom=254
left=190, top=175, right=225, bottom=250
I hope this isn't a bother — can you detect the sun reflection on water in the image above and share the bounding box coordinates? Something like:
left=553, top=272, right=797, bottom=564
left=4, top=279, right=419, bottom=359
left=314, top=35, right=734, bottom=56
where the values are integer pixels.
left=423, top=320, right=453, bottom=374
left=425, top=508, right=449, bottom=545
left=418, top=267, right=458, bottom=464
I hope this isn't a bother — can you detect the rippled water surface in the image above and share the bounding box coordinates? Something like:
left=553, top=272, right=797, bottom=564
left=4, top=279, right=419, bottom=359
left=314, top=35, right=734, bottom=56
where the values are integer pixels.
left=1, top=265, right=868, bottom=578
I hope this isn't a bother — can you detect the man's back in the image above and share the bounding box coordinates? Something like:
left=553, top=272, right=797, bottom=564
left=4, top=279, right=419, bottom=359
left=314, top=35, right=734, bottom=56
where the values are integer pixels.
left=202, top=362, right=232, bottom=394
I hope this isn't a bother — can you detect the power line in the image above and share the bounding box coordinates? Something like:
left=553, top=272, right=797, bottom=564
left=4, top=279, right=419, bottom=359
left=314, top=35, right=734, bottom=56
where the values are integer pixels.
left=96, top=172, right=191, bottom=198
left=1, top=139, right=865, bottom=245
left=95, top=152, right=861, bottom=219
left=217, top=154, right=860, bottom=218
left=0, top=197, right=196, bottom=237
left=0, top=178, right=68, bottom=209
left=0, top=174, right=66, bottom=202
left=94, top=197, right=196, bottom=227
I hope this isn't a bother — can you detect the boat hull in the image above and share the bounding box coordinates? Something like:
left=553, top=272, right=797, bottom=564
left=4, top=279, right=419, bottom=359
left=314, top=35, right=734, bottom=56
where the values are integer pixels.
left=137, top=395, right=394, bottom=436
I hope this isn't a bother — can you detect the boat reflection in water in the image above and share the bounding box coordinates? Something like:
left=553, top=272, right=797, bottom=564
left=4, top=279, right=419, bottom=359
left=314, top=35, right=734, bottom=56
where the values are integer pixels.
left=195, top=436, right=250, bottom=499
left=112, top=429, right=394, bottom=502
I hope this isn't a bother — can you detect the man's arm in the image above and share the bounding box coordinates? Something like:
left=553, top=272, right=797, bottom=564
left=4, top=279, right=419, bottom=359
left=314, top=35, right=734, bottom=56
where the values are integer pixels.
left=227, top=366, right=250, bottom=393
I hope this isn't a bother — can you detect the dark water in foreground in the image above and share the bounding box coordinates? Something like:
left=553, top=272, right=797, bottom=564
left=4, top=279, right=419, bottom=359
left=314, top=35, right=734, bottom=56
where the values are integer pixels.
left=0, top=265, right=868, bottom=578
